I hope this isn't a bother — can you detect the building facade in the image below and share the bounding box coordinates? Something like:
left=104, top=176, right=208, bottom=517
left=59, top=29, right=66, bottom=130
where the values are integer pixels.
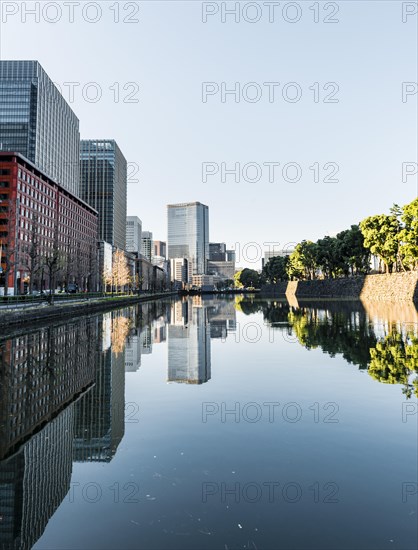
left=126, top=216, right=142, bottom=254
left=80, top=140, right=127, bottom=250
left=167, top=202, right=209, bottom=278
left=141, top=231, right=153, bottom=262
left=207, top=242, right=235, bottom=281
left=207, top=260, right=235, bottom=281
left=0, top=60, right=80, bottom=196
left=262, top=247, right=295, bottom=268
left=0, top=152, right=98, bottom=295
left=154, top=240, right=166, bottom=258
left=170, top=257, right=189, bottom=288
left=209, top=242, right=226, bottom=261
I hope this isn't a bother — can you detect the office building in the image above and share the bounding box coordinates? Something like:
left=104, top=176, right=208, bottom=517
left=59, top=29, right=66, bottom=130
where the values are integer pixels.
left=126, top=216, right=142, bottom=254
left=209, top=242, right=226, bottom=261
left=207, top=242, right=236, bottom=281
left=141, top=231, right=153, bottom=261
left=80, top=140, right=127, bottom=250
left=170, top=257, right=189, bottom=287
left=0, top=60, right=80, bottom=195
left=207, top=260, right=235, bottom=281
left=262, top=247, right=295, bottom=268
left=154, top=240, right=166, bottom=259
left=167, top=202, right=209, bottom=278
left=0, top=152, right=98, bottom=295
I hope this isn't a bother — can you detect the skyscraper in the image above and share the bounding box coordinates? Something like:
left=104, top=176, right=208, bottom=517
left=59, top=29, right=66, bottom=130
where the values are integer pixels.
left=126, top=216, right=142, bottom=254
left=141, top=231, right=153, bottom=261
left=80, top=140, right=127, bottom=249
left=0, top=60, right=80, bottom=195
left=167, top=202, right=209, bottom=277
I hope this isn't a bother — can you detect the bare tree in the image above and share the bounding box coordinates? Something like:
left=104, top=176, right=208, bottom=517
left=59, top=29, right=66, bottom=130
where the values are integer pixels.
left=24, top=213, right=42, bottom=294
left=0, top=198, right=18, bottom=296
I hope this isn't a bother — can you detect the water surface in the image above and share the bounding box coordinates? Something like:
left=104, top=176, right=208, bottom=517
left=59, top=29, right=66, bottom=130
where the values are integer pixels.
left=0, top=296, right=417, bottom=550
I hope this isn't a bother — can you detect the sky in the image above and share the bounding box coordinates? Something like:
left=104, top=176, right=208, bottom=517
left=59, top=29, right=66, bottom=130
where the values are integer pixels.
left=0, top=0, right=417, bottom=268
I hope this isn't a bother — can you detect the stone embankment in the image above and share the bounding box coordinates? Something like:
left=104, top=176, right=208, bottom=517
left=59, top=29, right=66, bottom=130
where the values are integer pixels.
left=0, top=292, right=177, bottom=333
left=261, top=272, right=418, bottom=302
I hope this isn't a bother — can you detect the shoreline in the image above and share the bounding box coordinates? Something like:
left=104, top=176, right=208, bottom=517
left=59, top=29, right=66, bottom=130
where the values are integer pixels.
left=0, top=291, right=178, bottom=334
left=260, top=272, right=418, bottom=303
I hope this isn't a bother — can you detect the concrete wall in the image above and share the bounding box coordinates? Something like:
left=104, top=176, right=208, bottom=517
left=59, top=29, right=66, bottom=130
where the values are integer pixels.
left=260, top=272, right=418, bottom=302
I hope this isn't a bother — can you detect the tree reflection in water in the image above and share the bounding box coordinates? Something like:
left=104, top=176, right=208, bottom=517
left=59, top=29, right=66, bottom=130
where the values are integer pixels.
left=236, top=297, right=418, bottom=398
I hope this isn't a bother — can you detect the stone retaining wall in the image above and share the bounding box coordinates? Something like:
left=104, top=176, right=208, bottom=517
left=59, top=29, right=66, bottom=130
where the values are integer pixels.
left=260, top=272, right=418, bottom=302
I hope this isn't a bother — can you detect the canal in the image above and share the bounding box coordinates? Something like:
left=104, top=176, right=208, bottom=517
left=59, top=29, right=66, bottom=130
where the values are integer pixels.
left=0, top=295, right=417, bottom=550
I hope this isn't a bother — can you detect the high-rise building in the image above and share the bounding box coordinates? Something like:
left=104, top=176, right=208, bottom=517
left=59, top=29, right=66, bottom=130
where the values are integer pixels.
left=126, top=216, right=142, bottom=254
left=80, top=140, right=127, bottom=249
left=0, top=60, right=80, bottom=195
left=167, top=202, right=209, bottom=277
left=141, top=231, right=153, bottom=261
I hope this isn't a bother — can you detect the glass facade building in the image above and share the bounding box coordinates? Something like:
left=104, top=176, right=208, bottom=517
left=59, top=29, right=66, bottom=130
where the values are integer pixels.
left=167, top=202, right=209, bottom=277
left=126, top=216, right=142, bottom=254
left=80, top=140, right=127, bottom=250
left=0, top=60, right=80, bottom=196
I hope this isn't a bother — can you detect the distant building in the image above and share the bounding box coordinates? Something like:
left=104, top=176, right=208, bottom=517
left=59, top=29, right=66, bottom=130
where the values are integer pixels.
left=226, top=249, right=236, bottom=262
left=192, top=274, right=215, bottom=291
left=207, top=260, right=235, bottom=281
left=209, top=242, right=226, bottom=261
left=0, top=60, right=80, bottom=195
left=207, top=242, right=235, bottom=281
left=126, top=216, right=142, bottom=254
left=80, top=139, right=127, bottom=249
left=262, top=247, right=295, bottom=268
left=167, top=202, right=209, bottom=278
left=154, top=240, right=166, bottom=259
left=170, top=257, right=189, bottom=287
left=141, top=231, right=153, bottom=262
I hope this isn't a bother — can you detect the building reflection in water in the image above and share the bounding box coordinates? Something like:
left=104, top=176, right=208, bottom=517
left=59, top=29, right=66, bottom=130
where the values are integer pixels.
left=167, top=296, right=237, bottom=385
left=0, top=308, right=133, bottom=549
left=0, top=404, right=74, bottom=550
left=0, top=297, right=236, bottom=548
left=72, top=311, right=127, bottom=463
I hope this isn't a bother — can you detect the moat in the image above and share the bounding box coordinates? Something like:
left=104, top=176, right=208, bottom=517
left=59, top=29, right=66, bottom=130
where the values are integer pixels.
left=0, top=296, right=417, bottom=550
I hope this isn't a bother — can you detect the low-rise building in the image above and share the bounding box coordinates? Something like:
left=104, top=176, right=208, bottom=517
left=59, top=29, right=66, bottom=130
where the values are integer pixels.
left=0, top=152, right=99, bottom=295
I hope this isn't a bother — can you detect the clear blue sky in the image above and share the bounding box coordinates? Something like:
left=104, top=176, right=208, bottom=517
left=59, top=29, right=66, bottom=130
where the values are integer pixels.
left=1, top=1, right=417, bottom=267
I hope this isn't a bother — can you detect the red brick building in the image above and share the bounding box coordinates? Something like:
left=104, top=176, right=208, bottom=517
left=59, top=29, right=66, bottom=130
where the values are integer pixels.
left=0, top=152, right=99, bottom=295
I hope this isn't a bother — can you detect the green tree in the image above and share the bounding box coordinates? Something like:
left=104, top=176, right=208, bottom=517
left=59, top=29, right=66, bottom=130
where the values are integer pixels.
left=359, top=214, right=400, bottom=273
left=399, top=198, right=418, bottom=270
left=262, top=255, right=289, bottom=283
left=336, top=225, right=370, bottom=276
left=316, top=236, right=340, bottom=278
left=234, top=270, right=243, bottom=288
left=235, top=268, right=260, bottom=288
left=287, top=241, right=317, bottom=280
